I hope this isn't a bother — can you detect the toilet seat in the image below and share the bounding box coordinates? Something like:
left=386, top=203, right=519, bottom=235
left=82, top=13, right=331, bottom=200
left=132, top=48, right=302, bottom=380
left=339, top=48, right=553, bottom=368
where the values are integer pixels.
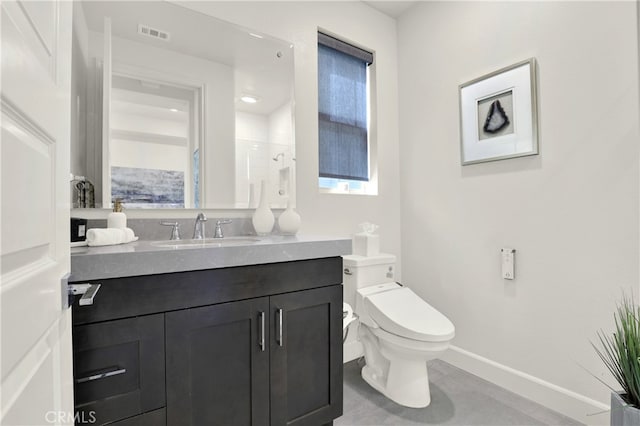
left=363, top=286, right=455, bottom=342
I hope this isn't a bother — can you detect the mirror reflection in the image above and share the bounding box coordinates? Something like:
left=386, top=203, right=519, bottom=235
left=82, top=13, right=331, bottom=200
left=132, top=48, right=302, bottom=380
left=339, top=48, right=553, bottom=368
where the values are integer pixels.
left=71, top=1, right=295, bottom=209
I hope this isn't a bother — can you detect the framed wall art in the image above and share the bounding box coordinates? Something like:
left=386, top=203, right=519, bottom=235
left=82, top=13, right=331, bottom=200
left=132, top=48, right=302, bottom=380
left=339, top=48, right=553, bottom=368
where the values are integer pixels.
left=459, top=58, right=538, bottom=165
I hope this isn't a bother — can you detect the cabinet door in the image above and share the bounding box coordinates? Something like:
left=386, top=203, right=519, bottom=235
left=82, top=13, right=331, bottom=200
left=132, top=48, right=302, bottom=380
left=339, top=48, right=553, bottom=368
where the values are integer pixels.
left=166, top=298, right=270, bottom=426
left=270, top=285, right=343, bottom=426
left=73, top=314, right=165, bottom=425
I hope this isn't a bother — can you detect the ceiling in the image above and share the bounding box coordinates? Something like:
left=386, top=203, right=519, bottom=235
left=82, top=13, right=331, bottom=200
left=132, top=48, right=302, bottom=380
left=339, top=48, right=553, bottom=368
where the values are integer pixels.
left=81, top=1, right=294, bottom=116
left=363, top=1, right=417, bottom=18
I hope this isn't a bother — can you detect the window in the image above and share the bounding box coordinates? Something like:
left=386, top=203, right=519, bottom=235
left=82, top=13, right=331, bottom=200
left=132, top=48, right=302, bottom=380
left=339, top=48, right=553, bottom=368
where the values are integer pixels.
left=318, top=32, right=375, bottom=194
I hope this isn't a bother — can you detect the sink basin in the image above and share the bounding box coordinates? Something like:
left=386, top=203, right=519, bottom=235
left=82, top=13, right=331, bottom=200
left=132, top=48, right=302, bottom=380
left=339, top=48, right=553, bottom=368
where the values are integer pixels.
left=151, top=237, right=261, bottom=248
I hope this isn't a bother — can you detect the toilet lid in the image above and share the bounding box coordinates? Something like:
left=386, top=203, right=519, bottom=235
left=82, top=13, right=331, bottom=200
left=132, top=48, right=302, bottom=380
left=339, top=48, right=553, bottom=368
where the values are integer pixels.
left=364, top=287, right=455, bottom=342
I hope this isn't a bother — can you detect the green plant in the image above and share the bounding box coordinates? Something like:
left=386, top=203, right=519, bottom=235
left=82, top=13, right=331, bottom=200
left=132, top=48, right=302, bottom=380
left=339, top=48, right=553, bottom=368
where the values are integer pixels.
left=593, top=294, right=640, bottom=407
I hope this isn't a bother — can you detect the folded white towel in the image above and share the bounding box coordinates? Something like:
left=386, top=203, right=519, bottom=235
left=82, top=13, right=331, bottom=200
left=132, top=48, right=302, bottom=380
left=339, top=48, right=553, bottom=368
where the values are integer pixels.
left=86, top=227, right=138, bottom=247
left=122, top=227, right=135, bottom=242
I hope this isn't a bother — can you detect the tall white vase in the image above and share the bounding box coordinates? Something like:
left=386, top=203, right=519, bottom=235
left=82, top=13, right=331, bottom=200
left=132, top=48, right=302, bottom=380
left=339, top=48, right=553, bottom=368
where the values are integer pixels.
left=278, top=198, right=300, bottom=235
left=252, top=180, right=274, bottom=235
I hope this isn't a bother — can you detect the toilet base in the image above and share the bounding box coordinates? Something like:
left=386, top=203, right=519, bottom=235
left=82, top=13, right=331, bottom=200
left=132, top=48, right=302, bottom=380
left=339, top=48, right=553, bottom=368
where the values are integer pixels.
left=358, top=325, right=436, bottom=408
left=361, top=360, right=431, bottom=408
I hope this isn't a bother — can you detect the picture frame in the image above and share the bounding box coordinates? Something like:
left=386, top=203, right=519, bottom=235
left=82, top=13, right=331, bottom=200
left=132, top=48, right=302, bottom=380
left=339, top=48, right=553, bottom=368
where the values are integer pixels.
left=459, top=58, right=538, bottom=165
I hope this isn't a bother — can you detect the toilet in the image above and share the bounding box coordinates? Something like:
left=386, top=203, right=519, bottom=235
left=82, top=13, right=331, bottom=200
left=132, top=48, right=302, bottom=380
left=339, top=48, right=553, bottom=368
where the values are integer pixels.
left=343, top=254, right=455, bottom=408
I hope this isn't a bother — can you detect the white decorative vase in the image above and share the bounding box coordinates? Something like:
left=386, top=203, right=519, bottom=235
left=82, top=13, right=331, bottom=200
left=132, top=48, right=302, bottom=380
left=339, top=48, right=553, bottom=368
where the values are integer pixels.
left=278, top=199, right=301, bottom=235
left=252, top=180, right=274, bottom=236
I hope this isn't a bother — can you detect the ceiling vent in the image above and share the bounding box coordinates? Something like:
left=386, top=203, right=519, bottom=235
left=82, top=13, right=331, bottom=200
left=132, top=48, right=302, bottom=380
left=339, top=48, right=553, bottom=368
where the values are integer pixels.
left=138, top=24, right=170, bottom=42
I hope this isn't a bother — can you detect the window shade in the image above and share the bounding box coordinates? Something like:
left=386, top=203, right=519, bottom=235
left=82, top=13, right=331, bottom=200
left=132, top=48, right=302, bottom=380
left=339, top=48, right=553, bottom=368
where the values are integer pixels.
left=318, top=33, right=372, bottom=182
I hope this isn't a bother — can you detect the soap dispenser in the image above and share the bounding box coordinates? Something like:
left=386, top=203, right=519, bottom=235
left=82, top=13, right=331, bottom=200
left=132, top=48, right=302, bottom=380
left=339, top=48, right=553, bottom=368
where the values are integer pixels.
left=108, top=199, right=127, bottom=229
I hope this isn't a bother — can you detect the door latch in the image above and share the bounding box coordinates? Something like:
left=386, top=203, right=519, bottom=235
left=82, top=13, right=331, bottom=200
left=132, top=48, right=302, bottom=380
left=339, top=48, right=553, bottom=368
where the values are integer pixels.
left=62, top=273, right=101, bottom=309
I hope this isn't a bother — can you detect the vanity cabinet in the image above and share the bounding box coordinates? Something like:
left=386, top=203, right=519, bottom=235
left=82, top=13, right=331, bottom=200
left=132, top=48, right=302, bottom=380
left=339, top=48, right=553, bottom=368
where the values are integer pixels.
left=71, top=257, right=343, bottom=426
left=72, top=314, right=165, bottom=425
left=270, top=286, right=342, bottom=426
left=166, top=297, right=271, bottom=425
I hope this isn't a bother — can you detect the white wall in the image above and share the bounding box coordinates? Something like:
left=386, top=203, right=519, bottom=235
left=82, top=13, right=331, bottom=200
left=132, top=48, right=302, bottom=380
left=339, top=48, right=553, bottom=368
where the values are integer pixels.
left=269, top=101, right=294, bottom=147
left=398, top=2, right=639, bottom=424
left=178, top=1, right=402, bottom=259
left=110, top=139, right=187, bottom=173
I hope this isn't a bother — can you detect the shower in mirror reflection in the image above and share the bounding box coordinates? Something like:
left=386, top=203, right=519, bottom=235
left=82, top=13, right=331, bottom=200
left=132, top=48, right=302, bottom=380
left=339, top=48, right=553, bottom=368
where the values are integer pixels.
left=271, top=152, right=296, bottom=197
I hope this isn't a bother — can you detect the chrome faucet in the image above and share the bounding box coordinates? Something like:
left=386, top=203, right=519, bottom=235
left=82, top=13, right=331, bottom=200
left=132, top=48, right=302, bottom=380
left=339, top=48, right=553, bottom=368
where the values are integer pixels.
left=160, top=221, right=181, bottom=240
left=193, top=213, right=208, bottom=239
left=213, top=219, right=233, bottom=238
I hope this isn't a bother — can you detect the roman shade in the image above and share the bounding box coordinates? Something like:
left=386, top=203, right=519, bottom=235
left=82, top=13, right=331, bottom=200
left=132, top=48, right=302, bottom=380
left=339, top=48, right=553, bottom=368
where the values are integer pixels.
left=318, top=32, right=373, bottom=182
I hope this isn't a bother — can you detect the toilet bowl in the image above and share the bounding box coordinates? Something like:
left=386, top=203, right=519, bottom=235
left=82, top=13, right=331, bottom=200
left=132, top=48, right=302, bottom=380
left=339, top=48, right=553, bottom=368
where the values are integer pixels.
left=343, top=254, right=454, bottom=408
left=356, top=282, right=454, bottom=408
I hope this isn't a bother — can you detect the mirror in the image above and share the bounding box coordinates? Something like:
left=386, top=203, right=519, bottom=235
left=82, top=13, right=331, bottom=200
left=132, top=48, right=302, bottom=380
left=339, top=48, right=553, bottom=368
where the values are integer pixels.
left=71, top=1, right=295, bottom=209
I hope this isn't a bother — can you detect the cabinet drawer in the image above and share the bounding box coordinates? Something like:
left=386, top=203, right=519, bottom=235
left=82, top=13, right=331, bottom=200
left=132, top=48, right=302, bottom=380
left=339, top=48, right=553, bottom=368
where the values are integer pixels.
left=108, top=408, right=165, bottom=426
left=73, top=314, right=165, bottom=425
left=71, top=257, right=343, bottom=326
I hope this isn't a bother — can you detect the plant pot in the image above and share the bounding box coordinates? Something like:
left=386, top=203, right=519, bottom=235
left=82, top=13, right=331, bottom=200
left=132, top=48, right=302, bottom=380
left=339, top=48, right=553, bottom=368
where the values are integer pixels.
left=611, top=391, right=640, bottom=426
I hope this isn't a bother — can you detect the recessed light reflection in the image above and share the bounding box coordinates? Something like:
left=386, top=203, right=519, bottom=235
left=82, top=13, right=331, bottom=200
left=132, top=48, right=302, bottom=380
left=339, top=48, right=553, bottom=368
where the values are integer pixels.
left=240, top=95, right=259, bottom=104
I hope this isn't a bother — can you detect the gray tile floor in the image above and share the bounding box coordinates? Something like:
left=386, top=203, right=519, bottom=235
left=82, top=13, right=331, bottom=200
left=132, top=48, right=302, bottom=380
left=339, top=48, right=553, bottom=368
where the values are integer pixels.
left=336, top=359, right=585, bottom=426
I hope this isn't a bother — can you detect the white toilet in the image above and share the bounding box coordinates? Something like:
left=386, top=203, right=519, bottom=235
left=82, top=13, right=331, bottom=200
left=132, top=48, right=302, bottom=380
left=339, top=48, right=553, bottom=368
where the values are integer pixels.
left=343, top=254, right=455, bottom=408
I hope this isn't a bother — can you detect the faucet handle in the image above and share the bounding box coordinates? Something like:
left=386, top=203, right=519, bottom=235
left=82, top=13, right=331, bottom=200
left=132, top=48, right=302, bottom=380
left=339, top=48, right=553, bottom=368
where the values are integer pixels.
left=214, top=219, right=233, bottom=238
left=160, top=221, right=181, bottom=240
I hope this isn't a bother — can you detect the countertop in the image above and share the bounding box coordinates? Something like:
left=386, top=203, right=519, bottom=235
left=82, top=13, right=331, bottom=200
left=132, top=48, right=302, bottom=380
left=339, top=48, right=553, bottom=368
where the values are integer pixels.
left=70, top=235, right=352, bottom=282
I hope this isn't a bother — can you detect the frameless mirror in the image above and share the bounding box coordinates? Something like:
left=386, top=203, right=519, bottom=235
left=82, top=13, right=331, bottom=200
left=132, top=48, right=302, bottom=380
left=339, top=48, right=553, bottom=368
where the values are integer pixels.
left=71, top=1, right=295, bottom=209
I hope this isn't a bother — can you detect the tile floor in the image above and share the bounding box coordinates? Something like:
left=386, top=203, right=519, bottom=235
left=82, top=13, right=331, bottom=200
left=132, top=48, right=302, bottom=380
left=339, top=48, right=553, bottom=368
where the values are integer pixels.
left=336, top=359, right=586, bottom=426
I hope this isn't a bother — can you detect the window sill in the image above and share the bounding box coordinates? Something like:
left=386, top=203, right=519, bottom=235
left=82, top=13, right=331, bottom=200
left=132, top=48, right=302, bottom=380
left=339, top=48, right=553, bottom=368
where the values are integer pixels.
left=318, top=187, right=377, bottom=196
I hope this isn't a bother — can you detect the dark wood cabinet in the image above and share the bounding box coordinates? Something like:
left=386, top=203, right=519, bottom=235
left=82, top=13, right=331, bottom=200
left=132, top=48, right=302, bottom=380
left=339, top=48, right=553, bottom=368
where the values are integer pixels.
left=71, top=257, right=343, bottom=426
left=73, top=314, right=165, bottom=425
left=165, top=286, right=343, bottom=426
left=166, top=297, right=270, bottom=426
left=270, top=286, right=342, bottom=426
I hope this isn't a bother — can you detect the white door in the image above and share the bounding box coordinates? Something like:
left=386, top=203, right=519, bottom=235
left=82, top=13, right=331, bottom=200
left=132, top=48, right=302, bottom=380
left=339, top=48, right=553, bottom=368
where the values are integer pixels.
left=1, top=1, right=74, bottom=425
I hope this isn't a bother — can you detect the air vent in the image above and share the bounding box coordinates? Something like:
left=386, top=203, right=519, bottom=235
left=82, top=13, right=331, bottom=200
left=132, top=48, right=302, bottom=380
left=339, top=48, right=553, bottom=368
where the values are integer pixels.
left=138, top=24, right=170, bottom=42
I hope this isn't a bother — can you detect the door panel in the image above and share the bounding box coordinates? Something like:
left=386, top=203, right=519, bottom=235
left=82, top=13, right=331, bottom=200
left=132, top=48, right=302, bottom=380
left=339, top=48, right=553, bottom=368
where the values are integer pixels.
left=1, top=0, right=73, bottom=424
left=1, top=1, right=57, bottom=81
left=270, top=285, right=343, bottom=426
left=166, top=298, right=270, bottom=426
left=286, top=303, right=331, bottom=419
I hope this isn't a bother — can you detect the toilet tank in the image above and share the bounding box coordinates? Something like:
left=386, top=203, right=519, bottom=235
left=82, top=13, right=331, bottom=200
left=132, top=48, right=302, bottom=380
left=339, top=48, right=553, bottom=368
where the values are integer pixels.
left=342, top=254, right=396, bottom=310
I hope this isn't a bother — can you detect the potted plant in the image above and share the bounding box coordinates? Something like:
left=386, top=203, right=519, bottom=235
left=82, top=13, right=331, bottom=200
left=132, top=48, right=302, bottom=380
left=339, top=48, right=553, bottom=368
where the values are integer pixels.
left=593, top=294, right=640, bottom=425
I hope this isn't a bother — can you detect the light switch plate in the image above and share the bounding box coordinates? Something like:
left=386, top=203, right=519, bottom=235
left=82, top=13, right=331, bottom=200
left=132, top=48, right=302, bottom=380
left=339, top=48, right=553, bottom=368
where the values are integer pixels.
left=501, top=248, right=515, bottom=280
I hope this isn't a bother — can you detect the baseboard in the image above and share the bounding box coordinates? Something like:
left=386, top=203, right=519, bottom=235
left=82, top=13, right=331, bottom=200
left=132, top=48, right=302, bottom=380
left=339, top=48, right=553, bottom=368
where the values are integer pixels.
left=441, top=345, right=610, bottom=426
